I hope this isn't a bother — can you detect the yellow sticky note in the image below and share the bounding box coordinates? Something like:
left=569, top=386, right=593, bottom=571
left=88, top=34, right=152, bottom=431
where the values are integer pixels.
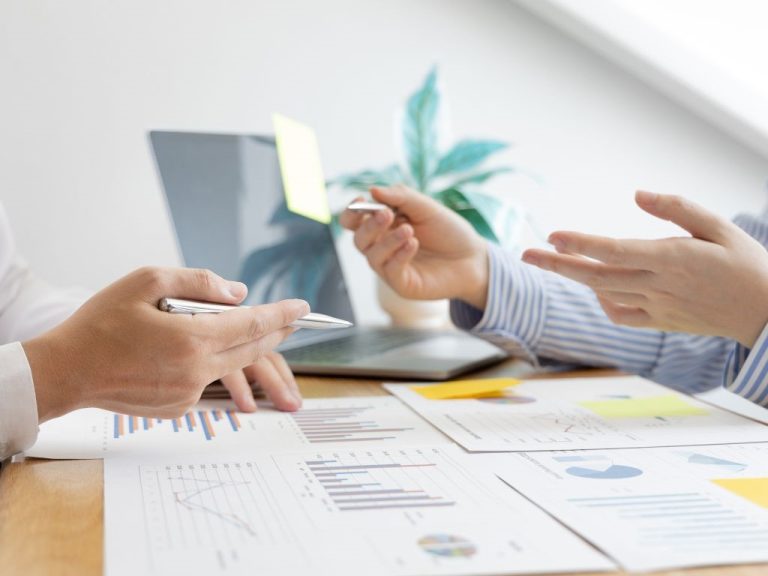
left=712, top=477, right=768, bottom=508
left=273, top=113, right=331, bottom=224
left=410, top=378, right=521, bottom=400
left=579, top=394, right=707, bottom=419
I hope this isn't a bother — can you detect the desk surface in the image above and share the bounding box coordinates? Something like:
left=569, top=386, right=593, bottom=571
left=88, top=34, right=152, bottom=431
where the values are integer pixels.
left=1, top=366, right=765, bottom=576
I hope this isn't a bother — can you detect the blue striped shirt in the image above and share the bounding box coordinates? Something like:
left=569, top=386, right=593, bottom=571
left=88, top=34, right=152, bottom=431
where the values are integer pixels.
left=451, top=212, right=768, bottom=406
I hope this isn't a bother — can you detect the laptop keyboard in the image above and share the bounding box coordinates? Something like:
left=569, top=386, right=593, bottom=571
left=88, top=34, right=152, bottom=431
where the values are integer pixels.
left=282, top=330, right=427, bottom=364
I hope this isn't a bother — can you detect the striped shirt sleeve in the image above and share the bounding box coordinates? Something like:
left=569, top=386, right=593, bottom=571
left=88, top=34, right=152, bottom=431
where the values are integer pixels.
left=725, top=324, right=768, bottom=406
left=451, top=243, right=735, bottom=395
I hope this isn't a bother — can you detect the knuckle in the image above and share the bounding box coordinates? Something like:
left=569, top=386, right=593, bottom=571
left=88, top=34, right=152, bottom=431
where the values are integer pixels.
left=606, top=241, right=626, bottom=265
left=135, top=266, right=168, bottom=292
left=667, top=195, right=687, bottom=213
left=193, top=268, right=217, bottom=292
left=586, top=269, right=605, bottom=287
left=248, top=313, right=268, bottom=339
left=354, top=231, right=368, bottom=252
left=176, top=334, right=207, bottom=361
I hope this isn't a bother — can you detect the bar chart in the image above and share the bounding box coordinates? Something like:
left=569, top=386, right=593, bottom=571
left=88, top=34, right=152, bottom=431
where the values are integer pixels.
left=112, top=409, right=241, bottom=441
left=304, top=456, right=456, bottom=512
left=288, top=404, right=415, bottom=444
left=30, top=397, right=450, bottom=459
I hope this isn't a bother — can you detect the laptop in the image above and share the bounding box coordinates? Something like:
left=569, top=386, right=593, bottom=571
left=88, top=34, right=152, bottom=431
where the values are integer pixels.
left=149, top=131, right=507, bottom=380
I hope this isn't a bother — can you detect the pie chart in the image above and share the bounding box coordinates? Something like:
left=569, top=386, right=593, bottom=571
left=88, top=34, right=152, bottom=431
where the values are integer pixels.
left=566, top=464, right=643, bottom=479
left=418, top=534, right=477, bottom=558
left=686, top=453, right=746, bottom=473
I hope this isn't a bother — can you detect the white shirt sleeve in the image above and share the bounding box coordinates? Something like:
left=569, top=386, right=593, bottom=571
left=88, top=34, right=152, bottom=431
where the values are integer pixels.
left=0, top=204, right=89, bottom=459
left=0, top=342, right=38, bottom=460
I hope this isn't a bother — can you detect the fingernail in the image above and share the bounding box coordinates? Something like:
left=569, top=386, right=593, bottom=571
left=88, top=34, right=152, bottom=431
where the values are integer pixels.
left=549, top=237, right=565, bottom=252
left=636, top=190, right=658, bottom=204
left=245, top=395, right=257, bottom=411
left=522, top=252, right=537, bottom=265
left=291, top=299, right=310, bottom=316
left=226, top=281, right=247, bottom=299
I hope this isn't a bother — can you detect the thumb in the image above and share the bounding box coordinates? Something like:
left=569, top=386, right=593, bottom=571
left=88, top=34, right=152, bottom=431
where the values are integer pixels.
left=138, top=267, right=247, bottom=305
left=635, top=191, right=728, bottom=242
left=371, top=185, right=440, bottom=222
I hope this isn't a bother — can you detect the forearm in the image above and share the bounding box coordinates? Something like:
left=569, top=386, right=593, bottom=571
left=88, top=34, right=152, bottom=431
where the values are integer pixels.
left=452, top=243, right=734, bottom=392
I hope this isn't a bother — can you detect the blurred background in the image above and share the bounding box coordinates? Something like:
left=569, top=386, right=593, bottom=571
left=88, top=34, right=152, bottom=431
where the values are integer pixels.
left=2, top=0, right=767, bottom=325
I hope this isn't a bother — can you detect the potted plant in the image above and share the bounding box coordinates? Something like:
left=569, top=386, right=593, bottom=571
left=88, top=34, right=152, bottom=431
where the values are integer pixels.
left=330, top=67, right=523, bottom=327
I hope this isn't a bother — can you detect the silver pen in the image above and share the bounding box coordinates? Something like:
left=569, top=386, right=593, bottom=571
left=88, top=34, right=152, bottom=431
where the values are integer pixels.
left=158, top=297, right=353, bottom=329
left=346, top=200, right=390, bottom=213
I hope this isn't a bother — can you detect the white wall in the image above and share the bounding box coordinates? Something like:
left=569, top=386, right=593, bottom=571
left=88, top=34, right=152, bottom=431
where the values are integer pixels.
left=1, top=0, right=766, bottom=325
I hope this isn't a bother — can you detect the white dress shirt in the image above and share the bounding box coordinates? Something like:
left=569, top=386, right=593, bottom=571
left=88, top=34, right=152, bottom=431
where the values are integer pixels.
left=0, top=204, right=86, bottom=460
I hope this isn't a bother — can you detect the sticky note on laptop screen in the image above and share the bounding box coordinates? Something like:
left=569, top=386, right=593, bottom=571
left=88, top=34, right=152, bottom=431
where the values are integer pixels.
left=273, top=113, right=331, bottom=224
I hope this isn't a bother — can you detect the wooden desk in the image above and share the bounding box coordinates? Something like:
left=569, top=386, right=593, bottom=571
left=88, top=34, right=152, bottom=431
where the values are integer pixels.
left=0, top=367, right=764, bottom=576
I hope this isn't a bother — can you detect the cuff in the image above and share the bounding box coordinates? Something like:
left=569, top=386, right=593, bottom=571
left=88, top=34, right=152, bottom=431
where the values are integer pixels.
left=0, top=342, right=39, bottom=460
left=450, top=242, right=546, bottom=364
left=725, top=322, right=768, bottom=406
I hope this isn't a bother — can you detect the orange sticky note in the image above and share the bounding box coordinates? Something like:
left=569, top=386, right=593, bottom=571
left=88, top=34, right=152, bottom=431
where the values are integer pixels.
left=410, top=378, right=521, bottom=400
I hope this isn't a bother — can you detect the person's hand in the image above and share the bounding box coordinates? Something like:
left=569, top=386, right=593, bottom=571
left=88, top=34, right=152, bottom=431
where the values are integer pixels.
left=219, top=351, right=301, bottom=413
left=522, top=191, right=768, bottom=347
left=22, top=267, right=309, bottom=422
left=339, top=185, right=489, bottom=308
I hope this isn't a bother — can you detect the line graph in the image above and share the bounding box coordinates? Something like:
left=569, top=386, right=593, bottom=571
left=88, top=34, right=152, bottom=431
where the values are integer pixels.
left=167, top=474, right=257, bottom=535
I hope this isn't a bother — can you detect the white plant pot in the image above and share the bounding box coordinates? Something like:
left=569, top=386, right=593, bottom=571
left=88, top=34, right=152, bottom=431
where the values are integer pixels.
left=376, top=278, right=451, bottom=329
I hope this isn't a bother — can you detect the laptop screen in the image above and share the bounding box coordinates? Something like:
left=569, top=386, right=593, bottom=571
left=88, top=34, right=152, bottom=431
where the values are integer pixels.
left=149, top=131, right=356, bottom=325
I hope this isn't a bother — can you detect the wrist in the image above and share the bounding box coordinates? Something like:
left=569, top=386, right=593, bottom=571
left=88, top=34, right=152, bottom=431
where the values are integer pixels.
left=459, top=241, right=490, bottom=310
left=22, top=334, right=79, bottom=423
left=736, top=273, right=768, bottom=348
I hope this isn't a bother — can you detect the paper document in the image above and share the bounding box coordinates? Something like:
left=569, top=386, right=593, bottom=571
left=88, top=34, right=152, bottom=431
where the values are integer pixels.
left=27, top=397, right=450, bottom=459
left=490, top=442, right=768, bottom=571
left=105, top=445, right=614, bottom=576
left=385, top=376, right=768, bottom=451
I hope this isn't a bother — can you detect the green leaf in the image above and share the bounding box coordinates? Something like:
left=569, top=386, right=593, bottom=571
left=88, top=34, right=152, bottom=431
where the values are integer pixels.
left=440, top=166, right=514, bottom=191
left=329, top=212, right=343, bottom=239
left=328, top=164, right=404, bottom=192
left=403, top=66, right=440, bottom=192
left=433, top=139, right=508, bottom=177
left=460, top=189, right=522, bottom=249
left=431, top=188, right=498, bottom=243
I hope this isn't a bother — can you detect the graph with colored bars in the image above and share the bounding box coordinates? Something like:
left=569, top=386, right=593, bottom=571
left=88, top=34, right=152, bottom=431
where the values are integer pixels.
left=295, top=450, right=459, bottom=512
left=113, top=409, right=241, bottom=441
left=289, top=404, right=415, bottom=444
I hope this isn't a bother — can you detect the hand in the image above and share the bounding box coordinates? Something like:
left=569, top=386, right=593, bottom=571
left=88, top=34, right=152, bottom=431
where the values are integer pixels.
left=22, top=267, right=309, bottom=422
left=522, top=191, right=768, bottom=347
left=219, top=351, right=302, bottom=413
left=339, top=185, right=489, bottom=309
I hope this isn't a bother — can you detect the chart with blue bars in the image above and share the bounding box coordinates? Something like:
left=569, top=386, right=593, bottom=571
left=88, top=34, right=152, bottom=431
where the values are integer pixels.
left=113, top=409, right=242, bottom=441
